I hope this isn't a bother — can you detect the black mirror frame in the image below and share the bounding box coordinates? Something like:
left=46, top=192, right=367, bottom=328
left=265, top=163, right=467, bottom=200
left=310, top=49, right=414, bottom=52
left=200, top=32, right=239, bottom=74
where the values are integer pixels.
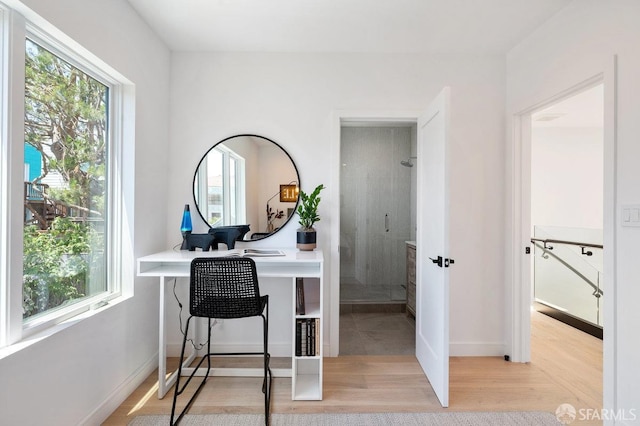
left=192, top=134, right=301, bottom=241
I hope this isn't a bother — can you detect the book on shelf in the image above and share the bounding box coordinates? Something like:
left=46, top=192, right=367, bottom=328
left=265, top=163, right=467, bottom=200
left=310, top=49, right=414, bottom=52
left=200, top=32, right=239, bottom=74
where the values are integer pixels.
left=296, top=277, right=305, bottom=315
left=302, top=320, right=308, bottom=355
left=295, top=320, right=302, bottom=357
left=295, top=318, right=320, bottom=357
left=226, top=248, right=285, bottom=257
left=314, top=318, right=320, bottom=356
left=296, top=319, right=305, bottom=357
left=308, top=318, right=315, bottom=356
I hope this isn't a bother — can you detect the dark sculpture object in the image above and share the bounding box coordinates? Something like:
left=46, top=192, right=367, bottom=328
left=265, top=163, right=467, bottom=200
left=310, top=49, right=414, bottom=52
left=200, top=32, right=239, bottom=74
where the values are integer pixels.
left=182, top=225, right=251, bottom=251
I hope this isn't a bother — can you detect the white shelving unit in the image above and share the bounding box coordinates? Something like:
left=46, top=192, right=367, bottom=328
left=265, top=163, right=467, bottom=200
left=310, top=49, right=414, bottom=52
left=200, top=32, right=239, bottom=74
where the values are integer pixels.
left=292, top=277, right=323, bottom=400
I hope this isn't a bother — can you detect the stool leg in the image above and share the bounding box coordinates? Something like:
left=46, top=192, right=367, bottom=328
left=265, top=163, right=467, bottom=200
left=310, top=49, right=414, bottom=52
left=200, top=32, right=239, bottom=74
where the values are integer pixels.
left=170, top=316, right=192, bottom=425
left=170, top=317, right=213, bottom=425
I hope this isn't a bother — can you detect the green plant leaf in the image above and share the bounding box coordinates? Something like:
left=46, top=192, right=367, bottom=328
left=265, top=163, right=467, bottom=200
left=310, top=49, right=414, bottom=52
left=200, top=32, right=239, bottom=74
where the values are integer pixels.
left=296, top=184, right=325, bottom=229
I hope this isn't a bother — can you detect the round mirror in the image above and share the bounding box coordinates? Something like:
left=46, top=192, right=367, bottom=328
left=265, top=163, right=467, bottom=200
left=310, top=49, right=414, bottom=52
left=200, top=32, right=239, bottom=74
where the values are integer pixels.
left=193, top=134, right=300, bottom=241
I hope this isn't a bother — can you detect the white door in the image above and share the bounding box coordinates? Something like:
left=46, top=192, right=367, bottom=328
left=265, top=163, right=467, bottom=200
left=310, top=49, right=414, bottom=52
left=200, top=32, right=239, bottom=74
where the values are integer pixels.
left=416, top=87, right=451, bottom=407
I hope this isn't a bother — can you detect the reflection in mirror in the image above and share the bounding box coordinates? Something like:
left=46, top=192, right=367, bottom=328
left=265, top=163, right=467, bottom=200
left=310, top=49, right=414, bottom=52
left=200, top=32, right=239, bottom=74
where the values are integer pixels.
left=193, top=135, right=299, bottom=240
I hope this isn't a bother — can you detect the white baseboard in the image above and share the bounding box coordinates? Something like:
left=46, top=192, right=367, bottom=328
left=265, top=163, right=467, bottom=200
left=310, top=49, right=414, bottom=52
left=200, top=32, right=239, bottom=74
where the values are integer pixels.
left=449, top=342, right=506, bottom=357
left=79, top=352, right=158, bottom=426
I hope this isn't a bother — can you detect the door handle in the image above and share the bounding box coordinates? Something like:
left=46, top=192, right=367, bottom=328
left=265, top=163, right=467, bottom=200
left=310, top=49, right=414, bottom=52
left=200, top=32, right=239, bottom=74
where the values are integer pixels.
left=429, top=256, right=455, bottom=268
left=385, top=214, right=389, bottom=232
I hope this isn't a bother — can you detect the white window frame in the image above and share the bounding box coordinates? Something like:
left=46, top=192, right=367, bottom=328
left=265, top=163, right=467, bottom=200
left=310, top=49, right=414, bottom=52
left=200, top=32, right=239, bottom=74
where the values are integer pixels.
left=0, top=6, right=10, bottom=348
left=195, top=145, right=246, bottom=227
left=0, top=5, right=133, bottom=348
left=217, top=145, right=246, bottom=226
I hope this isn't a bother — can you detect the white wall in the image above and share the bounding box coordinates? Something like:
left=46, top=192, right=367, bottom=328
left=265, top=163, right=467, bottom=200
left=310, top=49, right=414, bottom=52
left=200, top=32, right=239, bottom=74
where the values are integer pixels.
left=506, top=0, right=640, bottom=420
left=532, top=126, right=603, bottom=230
left=0, top=1, right=170, bottom=425
left=167, top=52, right=506, bottom=357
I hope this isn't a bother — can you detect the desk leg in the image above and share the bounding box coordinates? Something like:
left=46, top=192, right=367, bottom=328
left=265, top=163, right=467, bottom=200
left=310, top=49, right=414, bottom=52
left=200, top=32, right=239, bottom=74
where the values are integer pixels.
left=158, top=276, right=168, bottom=398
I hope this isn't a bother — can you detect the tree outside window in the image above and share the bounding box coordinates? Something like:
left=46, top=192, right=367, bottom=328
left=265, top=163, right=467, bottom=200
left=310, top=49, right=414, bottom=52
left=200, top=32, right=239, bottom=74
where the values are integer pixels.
left=23, top=39, right=109, bottom=320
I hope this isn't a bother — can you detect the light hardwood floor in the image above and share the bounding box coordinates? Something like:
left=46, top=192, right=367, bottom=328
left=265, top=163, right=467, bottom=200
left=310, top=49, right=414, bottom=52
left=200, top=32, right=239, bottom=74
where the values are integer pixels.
left=103, top=311, right=602, bottom=425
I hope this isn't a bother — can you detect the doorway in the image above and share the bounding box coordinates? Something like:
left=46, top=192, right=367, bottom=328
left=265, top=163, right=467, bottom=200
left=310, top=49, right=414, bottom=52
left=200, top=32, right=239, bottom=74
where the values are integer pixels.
left=530, top=84, right=604, bottom=339
left=338, top=122, right=417, bottom=355
left=526, top=83, right=604, bottom=405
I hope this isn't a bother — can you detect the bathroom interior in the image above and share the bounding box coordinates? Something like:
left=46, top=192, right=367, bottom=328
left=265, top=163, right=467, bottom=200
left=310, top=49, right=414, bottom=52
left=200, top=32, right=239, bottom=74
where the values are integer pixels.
left=339, top=123, right=418, bottom=355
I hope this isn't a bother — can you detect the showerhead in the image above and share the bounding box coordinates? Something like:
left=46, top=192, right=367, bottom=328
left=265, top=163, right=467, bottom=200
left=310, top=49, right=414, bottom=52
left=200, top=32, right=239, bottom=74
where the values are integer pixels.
left=400, top=157, right=417, bottom=167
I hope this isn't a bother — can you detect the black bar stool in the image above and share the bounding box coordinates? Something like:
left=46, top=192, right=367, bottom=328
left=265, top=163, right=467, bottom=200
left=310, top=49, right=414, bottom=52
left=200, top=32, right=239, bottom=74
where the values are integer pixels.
left=170, top=257, right=272, bottom=425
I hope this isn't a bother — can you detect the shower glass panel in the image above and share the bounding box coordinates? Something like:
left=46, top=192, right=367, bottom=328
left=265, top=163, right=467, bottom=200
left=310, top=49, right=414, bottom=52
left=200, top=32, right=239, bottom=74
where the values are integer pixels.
left=340, top=126, right=414, bottom=303
left=533, top=226, right=603, bottom=327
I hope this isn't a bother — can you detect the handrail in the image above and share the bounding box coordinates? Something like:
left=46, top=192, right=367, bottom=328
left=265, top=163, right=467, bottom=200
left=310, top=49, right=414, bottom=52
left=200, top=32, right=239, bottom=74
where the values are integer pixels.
left=530, top=237, right=602, bottom=249
left=531, top=240, right=603, bottom=297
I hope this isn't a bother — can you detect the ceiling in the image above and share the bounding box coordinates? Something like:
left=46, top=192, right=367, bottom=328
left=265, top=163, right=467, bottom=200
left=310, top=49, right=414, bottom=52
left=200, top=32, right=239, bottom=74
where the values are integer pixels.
left=125, top=0, right=572, bottom=54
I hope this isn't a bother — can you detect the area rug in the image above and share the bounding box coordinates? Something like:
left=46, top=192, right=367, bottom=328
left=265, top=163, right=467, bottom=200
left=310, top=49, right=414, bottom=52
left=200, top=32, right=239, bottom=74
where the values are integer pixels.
left=129, top=411, right=560, bottom=425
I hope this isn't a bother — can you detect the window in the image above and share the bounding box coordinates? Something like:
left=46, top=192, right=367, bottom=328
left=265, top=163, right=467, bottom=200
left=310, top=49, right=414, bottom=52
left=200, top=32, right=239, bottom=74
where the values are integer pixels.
left=195, top=145, right=245, bottom=227
left=0, top=8, right=7, bottom=346
left=0, top=8, right=130, bottom=347
left=22, top=38, right=111, bottom=326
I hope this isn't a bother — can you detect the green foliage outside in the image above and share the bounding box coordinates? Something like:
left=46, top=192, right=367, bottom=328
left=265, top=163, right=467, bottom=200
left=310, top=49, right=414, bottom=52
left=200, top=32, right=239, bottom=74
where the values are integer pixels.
left=23, top=39, right=108, bottom=319
left=23, top=218, right=104, bottom=318
left=25, top=39, right=108, bottom=211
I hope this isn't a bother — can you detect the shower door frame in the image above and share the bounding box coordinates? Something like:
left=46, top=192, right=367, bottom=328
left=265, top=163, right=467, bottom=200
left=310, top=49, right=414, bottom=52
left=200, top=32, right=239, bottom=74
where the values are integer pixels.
left=339, top=125, right=414, bottom=305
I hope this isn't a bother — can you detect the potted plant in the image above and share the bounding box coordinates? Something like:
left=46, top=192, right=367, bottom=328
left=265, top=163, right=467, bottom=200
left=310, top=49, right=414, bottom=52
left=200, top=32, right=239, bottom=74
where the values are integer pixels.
left=296, top=184, right=325, bottom=251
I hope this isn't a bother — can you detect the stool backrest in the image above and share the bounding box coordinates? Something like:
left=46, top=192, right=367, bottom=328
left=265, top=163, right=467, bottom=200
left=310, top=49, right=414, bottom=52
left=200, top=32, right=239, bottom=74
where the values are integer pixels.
left=190, top=257, right=262, bottom=319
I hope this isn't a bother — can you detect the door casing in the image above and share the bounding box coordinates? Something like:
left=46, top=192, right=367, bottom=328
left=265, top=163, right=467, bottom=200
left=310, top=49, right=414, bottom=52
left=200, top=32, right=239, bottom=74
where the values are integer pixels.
left=330, top=110, right=421, bottom=357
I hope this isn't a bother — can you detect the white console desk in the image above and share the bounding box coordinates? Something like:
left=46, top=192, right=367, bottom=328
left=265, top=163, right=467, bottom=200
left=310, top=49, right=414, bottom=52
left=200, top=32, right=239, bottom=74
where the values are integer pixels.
left=137, top=248, right=324, bottom=400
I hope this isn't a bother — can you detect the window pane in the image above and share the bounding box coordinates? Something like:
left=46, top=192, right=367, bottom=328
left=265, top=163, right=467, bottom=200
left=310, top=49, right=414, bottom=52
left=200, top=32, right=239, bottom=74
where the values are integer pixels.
left=23, top=39, right=109, bottom=321
left=207, top=149, right=223, bottom=226
left=229, top=157, right=237, bottom=224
